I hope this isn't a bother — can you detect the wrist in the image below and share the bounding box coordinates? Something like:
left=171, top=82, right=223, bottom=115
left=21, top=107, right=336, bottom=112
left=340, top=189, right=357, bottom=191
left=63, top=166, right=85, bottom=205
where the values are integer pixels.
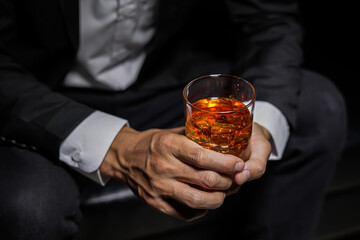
left=254, top=123, right=271, bottom=141
left=100, top=126, right=138, bottom=179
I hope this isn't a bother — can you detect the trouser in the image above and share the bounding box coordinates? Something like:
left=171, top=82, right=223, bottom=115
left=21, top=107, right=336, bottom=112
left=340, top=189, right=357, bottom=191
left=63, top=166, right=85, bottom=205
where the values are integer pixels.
left=197, top=70, right=348, bottom=240
left=0, top=70, right=347, bottom=240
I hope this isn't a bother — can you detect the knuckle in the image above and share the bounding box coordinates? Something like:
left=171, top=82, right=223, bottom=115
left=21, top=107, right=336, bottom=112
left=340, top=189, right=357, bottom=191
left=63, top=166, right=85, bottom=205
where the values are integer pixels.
left=253, top=163, right=266, bottom=179
left=150, top=132, right=171, bottom=153
left=149, top=179, right=164, bottom=194
left=202, top=171, right=220, bottom=188
left=152, top=160, right=174, bottom=175
left=157, top=132, right=176, bottom=148
left=153, top=160, right=166, bottom=173
left=189, top=148, right=204, bottom=164
left=186, top=192, right=205, bottom=208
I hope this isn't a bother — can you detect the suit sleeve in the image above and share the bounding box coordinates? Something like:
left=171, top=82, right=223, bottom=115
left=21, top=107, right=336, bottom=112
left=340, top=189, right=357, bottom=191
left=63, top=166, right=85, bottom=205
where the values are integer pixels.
left=0, top=1, right=95, bottom=159
left=226, top=0, right=303, bottom=128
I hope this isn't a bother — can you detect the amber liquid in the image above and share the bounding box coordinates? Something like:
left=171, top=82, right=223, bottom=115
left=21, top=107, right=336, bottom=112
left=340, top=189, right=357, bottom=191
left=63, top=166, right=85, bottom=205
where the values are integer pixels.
left=185, top=98, right=252, bottom=156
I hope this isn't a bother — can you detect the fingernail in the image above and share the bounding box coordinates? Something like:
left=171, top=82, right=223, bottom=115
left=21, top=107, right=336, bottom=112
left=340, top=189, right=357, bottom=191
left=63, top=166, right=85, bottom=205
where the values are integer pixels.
left=234, top=161, right=244, bottom=172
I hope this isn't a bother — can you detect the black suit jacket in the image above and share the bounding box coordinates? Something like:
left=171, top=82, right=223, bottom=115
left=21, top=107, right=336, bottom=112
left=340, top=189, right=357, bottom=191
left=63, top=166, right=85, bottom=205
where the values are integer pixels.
left=0, top=0, right=303, bottom=159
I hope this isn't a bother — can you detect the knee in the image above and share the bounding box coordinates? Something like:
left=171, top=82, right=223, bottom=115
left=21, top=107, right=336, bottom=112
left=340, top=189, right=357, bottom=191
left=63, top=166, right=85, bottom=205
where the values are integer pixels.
left=316, top=73, right=347, bottom=126
left=0, top=147, right=81, bottom=240
left=0, top=187, right=53, bottom=239
left=315, top=72, right=347, bottom=134
left=0, top=179, right=80, bottom=240
left=301, top=70, right=348, bottom=150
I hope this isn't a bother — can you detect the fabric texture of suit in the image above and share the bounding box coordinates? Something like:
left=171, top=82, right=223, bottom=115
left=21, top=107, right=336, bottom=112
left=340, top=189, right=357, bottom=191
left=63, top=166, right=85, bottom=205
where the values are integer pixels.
left=0, top=0, right=303, bottom=159
left=0, top=1, right=348, bottom=240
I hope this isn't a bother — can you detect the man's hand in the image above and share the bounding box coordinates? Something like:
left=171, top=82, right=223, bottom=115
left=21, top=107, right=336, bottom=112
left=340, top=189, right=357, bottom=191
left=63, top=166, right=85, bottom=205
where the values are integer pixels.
left=100, top=126, right=245, bottom=221
left=234, top=123, right=272, bottom=185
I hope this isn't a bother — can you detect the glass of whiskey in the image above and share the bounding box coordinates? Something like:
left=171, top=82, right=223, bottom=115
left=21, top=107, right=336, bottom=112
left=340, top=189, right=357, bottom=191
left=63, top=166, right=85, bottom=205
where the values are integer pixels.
left=183, top=74, right=256, bottom=157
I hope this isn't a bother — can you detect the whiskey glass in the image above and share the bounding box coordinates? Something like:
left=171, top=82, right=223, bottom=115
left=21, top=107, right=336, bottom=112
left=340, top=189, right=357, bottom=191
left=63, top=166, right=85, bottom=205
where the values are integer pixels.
left=183, top=74, right=256, bottom=157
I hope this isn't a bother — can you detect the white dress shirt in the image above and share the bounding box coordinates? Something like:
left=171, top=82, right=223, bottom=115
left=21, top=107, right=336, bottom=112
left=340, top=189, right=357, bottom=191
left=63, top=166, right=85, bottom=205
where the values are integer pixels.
left=63, top=0, right=157, bottom=90
left=60, top=0, right=289, bottom=185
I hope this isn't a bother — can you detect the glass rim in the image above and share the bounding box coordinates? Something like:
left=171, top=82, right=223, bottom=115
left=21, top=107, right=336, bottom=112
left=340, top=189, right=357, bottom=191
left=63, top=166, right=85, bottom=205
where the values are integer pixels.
left=183, top=74, right=256, bottom=114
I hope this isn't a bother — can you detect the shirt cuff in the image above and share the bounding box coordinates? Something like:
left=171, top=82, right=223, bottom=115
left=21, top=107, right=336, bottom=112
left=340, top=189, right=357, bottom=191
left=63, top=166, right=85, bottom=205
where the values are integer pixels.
left=253, top=101, right=290, bottom=160
left=59, top=111, right=128, bottom=185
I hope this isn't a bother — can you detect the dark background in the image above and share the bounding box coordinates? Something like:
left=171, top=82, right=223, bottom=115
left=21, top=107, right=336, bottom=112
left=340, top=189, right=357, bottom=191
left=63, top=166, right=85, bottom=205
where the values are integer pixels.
left=301, top=0, right=359, bottom=137
left=301, top=1, right=360, bottom=239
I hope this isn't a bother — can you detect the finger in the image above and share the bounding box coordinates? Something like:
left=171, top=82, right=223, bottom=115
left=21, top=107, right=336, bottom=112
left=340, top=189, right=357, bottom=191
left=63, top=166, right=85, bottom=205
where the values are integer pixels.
left=171, top=181, right=226, bottom=210
left=244, top=156, right=267, bottom=181
left=173, top=136, right=245, bottom=173
left=234, top=143, right=270, bottom=185
left=234, top=169, right=251, bottom=185
left=177, top=168, right=233, bottom=191
left=162, top=198, right=209, bottom=221
left=226, top=184, right=241, bottom=196
left=145, top=195, right=208, bottom=221
left=135, top=176, right=216, bottom=218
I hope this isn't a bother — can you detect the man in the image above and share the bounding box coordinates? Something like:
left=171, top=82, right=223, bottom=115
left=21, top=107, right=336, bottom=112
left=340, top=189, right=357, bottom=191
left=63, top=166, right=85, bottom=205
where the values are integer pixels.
left=0, top=0, right=346, bottom=239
